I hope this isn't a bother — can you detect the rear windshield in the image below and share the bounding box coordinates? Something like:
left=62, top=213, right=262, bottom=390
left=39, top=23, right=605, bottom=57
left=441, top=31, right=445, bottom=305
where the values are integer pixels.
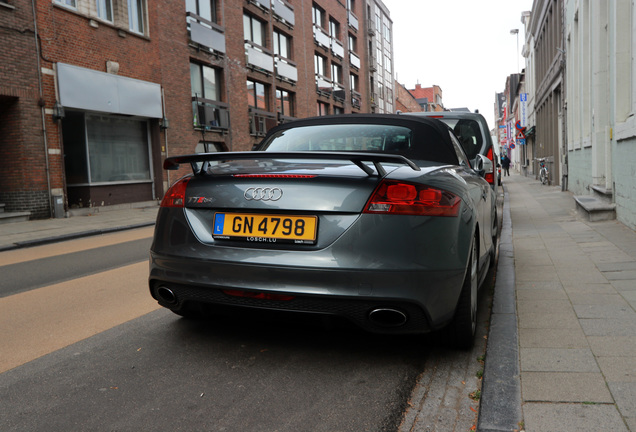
left=436, top=118, right=484, bottom=160
left=259, top=123, right=457, bottom=165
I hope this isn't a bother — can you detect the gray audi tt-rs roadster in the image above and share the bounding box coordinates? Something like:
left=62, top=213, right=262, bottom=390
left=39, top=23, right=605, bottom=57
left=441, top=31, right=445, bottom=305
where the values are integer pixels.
left=149, top=114, right=497, bottom=348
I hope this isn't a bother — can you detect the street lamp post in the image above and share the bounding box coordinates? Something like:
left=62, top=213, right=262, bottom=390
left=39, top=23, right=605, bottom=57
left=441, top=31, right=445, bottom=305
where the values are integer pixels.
left=510, top=29, right=519, bottom=74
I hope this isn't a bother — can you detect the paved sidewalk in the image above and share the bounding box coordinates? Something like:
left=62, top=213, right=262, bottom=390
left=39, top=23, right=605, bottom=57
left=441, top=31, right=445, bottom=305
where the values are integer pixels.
left=498, top=173, right=635, bottom=432
left=0, top=202, right=159, bottom=252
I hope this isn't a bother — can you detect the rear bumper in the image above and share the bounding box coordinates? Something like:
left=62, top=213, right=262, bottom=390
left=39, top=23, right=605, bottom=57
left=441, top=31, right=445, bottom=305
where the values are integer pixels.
left=149, top=254, right=465, bottom=334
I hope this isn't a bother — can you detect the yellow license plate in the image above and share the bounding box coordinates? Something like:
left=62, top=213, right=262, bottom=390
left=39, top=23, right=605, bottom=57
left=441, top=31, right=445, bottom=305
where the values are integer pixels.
left=213, top=213, right=317, bottom=244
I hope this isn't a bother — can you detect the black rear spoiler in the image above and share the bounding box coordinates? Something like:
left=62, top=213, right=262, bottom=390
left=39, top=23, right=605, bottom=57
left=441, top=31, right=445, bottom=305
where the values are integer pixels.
left=163, top=151, right=420, bottom=176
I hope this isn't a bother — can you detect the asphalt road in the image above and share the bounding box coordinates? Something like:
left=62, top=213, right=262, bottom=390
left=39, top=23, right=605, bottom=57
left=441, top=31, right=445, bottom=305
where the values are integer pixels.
left=0, top=227, right=491, bottom=431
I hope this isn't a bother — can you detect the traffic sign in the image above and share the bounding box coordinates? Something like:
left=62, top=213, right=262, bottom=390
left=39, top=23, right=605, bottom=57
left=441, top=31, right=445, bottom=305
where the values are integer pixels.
left=510, top=143, right=516, bottom=149
left=517, top=138, right=526, bottom=145
left=516, top=131, right=526, bottom=140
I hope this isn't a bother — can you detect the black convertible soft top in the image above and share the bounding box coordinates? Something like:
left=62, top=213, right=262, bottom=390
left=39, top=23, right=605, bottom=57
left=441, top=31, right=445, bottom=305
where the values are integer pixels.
left=164, top=114, right=463, bottom=176
left=254, top=113, right=460, bottom=165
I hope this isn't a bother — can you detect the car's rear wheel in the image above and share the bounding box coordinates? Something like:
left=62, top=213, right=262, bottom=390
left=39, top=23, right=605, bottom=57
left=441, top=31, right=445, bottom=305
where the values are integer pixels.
left=490, top=210, right=498, bottom=267
left=444, top=235, right=478, bottom=349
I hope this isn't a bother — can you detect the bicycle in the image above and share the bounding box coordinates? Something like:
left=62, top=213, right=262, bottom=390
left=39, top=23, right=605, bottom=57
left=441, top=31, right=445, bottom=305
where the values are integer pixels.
left=537, top=158, right=549, bottom=185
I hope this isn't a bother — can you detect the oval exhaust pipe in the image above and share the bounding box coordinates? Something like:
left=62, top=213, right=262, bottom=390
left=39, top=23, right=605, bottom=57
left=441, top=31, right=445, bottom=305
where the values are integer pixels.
left=368, top=308, right=408, bottom=327
left=157, top=286, right=178, bottom=305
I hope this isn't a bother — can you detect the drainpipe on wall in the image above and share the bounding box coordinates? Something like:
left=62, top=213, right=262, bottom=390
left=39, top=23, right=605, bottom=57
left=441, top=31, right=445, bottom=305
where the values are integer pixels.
left=31, top=0, right=53, bottom=218
left=162, top=87, right=170, bottom=189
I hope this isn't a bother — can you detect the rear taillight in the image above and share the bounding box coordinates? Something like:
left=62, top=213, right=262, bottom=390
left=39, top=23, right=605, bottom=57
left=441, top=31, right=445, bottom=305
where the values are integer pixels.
left=485, top=147, right=495, bottom=185
left=364, top=180, right=461, bottom=217
left=160, top=177, right=191, bottom=208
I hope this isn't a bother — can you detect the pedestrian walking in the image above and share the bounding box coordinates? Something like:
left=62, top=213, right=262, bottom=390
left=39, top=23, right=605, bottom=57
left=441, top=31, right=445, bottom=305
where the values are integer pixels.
left=502, top=155, right=511, bottom=176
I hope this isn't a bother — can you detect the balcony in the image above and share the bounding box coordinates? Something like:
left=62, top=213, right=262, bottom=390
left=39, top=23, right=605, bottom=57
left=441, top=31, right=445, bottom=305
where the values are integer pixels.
left=249, top=107, right=277, bottom=136
left=278, top=112, right=296, bottom=124
left=248, top=0, right=270, bottom=12
left=187, top=12, right=226, bottom=55
left=245, top=41, right=274, bottom=75
left=350, top=52, right=360, bottom=70
left=368, top=55, right=377, bottom=71
left=348, top=11, right=358, bottom=31
left=370, top=92, right=378, bottom=108
left=333, top=85, right=345, bottom=103
left=272, top=0, right=294, bottom=27
left=351, top=90, right=361, bottom=109
left=192, top=97, right=229, bottom=131
left=316, top=75, right=332, bottom=97
left=275, top=56, right=297, bottom=83
left=331, top=38, right=344, bottom=59
left=367, top=19, right=375, bottom=35
left=313, top=25, right=330, bottom=49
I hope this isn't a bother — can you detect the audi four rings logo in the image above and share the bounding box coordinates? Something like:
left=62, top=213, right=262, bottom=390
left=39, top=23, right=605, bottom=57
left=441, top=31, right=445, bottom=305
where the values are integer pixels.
left=244, top=187, right=283, bottom=201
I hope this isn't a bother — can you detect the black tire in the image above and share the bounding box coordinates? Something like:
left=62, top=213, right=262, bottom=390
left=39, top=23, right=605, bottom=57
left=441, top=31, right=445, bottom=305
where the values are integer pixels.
left=489, top=210, right=498, bottom=267
left=444, top=235, right=478, bottom=349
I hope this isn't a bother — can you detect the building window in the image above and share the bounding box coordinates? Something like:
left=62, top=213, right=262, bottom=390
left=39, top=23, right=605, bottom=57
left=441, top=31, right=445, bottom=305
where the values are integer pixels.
left=349, top=34, right=357, bottom=53
left=383, top=15, right=391, bottom=42
left=87, top=115, right=150, bottom=183
left=186, top=0, right=217, bottom=23
left=247, top=79, right=268, bottom=110
left=314, top=53, right=327, bottom=76
left=276, top=89, right=294, bottom=117
left=350, top=73, right=358, bottom=91
left=317, top=101, right=329, bottom=116
left=55, top=0, right=76, bottom=8
left=346, top=0, right=355, bottom=12
left=312, top=4, right=324, bottom=28
left=63, top=112, right=151, bottom=185
left=195, top=141, right=224, bottom=153
left=96, top=0, right=113, bottom=21
left=243, top=13, right=265, bottom=46
left=329, top=18, right=340, bottom=39
left=273, top=30, right=291, bottom=59
left=331, top=63, right=342, bottom=85
left=128, top=0, right=145, bottom=34
left=190, top=63, right=220, bottom=101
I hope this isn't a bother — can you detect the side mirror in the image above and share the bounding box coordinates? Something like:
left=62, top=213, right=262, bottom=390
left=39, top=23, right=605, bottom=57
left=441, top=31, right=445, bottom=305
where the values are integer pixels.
left=473, top=154, right=492, bottom=177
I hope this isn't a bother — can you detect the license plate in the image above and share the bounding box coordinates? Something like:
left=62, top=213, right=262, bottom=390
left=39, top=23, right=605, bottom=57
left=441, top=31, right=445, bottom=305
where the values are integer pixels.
left=213, top=213, right=317, bottom=244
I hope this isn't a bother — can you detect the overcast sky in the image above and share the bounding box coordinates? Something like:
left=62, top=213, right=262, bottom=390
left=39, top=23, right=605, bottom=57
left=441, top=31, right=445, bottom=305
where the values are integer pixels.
left=381, top=0, right=533, bottom=128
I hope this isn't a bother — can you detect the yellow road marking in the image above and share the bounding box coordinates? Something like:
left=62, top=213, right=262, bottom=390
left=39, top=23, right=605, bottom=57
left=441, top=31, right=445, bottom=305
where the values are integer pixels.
left=0, top=261, right=160, bottom=374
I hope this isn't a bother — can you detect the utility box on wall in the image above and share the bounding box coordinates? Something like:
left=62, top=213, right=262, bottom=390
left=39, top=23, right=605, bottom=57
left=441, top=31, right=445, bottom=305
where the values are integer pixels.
left=52, top=195, right=64, bottom=218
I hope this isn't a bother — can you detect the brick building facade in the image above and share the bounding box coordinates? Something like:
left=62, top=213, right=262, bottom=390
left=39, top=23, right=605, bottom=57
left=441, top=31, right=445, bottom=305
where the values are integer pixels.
left=1, top=0, right=393, bottom=219
left=0, top=0, right=51, bottom=218
left=408, top=84, right=444, bottom=112
left=394, top=81, right=423, bottom=113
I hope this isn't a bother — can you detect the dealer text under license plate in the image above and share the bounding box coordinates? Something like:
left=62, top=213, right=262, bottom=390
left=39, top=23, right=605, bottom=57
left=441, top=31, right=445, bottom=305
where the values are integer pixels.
left=213, top=213, right=317, bottom=244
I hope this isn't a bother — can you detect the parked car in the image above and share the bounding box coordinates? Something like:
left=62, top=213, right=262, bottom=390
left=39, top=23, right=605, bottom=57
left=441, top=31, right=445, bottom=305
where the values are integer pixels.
left=402, top=111, right=499, bottom=194
left=149, top=114, right=497, bottom=348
